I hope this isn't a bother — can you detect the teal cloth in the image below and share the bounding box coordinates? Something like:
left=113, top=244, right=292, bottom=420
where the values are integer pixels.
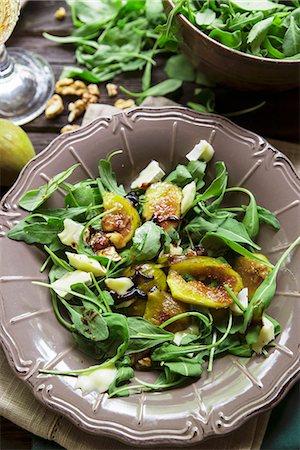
left=31, top=382, right=299, bottom=450
left=261, top=381, right=300, bottom=450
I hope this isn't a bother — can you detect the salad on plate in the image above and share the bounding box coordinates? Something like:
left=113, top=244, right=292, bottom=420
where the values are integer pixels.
left=8, top=139, right=299, bottom=397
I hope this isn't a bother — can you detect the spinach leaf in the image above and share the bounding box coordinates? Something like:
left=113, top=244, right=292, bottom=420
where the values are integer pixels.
left=7, top=216, right=64, bottom=245
left=126, top=317, right=173, bottom=354
left=164, top=164, right=192, bottom=186
left=164, top=360, right=203, bottom=378
left=164, top=54, right=195, bottom=81
left=283, top=16, right=300, bottom=56
left=103, top=313, right=129, bottom=361
left=198, top=162, right=228, bottom=202
left=120, top=79, right=183, bottom=101
left=247, top=17, right=274, bottom=54
left=108, top=361, right=134, bottom=397
left=201, top=232, right=273, bottom=267
left=209, top=29, right=242, bottom=49
left=18, top=164, right=79, bottom=211
left=187, top=160, right=206, bottom=190
left=130, top=222, right=163, bottom=262
left=59, top=297, right=109, bottom=341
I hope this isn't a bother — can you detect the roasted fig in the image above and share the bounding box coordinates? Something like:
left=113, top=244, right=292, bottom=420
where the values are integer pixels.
left=101, top=192, right=140, bottom=249
left=143, top=289, right=188, bottom=332
left=124, top=263, right=167, bottom=293
left=142, top=182, right=182, bottom=231
left=233, top=253, right=272, bottom=299
left=167, top=256, right=243, bottom=309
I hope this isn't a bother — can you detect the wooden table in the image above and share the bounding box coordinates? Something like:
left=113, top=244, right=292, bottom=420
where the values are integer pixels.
left=1, top=1, right=299, bottom=449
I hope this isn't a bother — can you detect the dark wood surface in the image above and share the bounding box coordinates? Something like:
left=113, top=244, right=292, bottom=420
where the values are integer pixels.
left=7, top=0, right=300, bottom=154
left=1, top=1, right=299, bottom=448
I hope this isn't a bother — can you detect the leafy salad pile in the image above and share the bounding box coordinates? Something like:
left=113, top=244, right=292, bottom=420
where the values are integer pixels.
left=44, top=0, right=271, bottom=115
left=165, top=0, right=300, bottom=59
left=8, top=141, right=300, bottom=397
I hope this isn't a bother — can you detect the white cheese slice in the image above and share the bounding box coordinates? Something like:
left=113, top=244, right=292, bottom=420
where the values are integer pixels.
left=252, top=316, right=275, bottom=354
left=173, top=324, right=199, bottom=346
left=75, top=364, right=117, bottom=395
left=230, top=287, right=248, bottom=315
left=169, top=243, right=183, bottom=256
left=51, top=270, right=92, bottom=298
left=105, top=277, right=134, bottom=296
left=58, top=218, right=84, bottom=248
left=186, top=139, right=215, bottom=162
left=181, top=181, right=196, bottom=215
left=130, top=160, right=165, bottom=189
left=66, top=252, right=106, bottom=276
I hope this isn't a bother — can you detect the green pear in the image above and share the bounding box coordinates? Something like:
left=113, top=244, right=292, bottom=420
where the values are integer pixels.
left=0, top=119, right=35, bottom=185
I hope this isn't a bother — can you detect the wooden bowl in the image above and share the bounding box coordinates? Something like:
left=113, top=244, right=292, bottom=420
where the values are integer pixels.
left=165, top=0, right=300, bottom=91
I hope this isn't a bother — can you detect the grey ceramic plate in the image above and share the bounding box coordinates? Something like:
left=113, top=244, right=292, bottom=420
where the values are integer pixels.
left=0, top=107, right=299, bottom=446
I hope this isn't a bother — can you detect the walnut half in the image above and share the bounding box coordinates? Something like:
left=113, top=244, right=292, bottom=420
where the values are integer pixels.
left=45, top=94, right=64, bottom=119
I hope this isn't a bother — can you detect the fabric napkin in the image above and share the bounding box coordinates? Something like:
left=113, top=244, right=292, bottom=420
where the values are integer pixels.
left=1, top=99, right=299, bottom=450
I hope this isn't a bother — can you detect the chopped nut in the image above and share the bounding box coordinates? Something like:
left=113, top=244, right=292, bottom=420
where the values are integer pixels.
left=60, top=124, right=80, bottom=134
left=45, top=94, right=64, bottom=119
left=68, top=99, right=87, bottom=122
left=136, top=357, right=152, bottom=369
left=82, top=91, right=98, bottom=104
left=106, top=83, right=118, bottom=97
left=114, top=98, right=135, bottom=110
left=55, top=78, right=87, bottom=96
left=87, top=84, right=100, bottom=96
left=54, top=6, right=66, bottom=20
left=82, top=84, right=100, bottom=104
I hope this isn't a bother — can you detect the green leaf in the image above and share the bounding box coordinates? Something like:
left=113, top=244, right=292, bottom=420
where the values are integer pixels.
left=256, top=205, right=280, bottom=230
left=60, top=66, right=100, bottom=83
left=120, top=79, right=182, bottom=100
left=199, top=161, right=228, bottom=202
left=164, top=164, right=193, bottom=186
left=247, top=17, right=274, bottom=54
left=283, top=16, right=300, bottom=56
left=164, top=54, right=195, bottom=81
left=19, top=164, right=79, bottom=211
left=243, top=235, right=300, bottom=328
left=164, top=360, right=203, bottom=377
left=108, top=363, right=134, bottom=397
left=208, top=29, right=242, bottom=49
left=98, top=157, right=126, bottom=196
left=59, top=297, right=109, bottom=341
left=126, top=317, right=173, bottom=354
left=7, top=216, right=64, bottom=245
left=230, top=1, right=284, bottom=12
left=201, top=232, right=273, bottom=267
left=195, top=9, right=216, bottom=27
left=130, top=222, right=163, bottom=262
left=67, top=0, right=122, bottom=24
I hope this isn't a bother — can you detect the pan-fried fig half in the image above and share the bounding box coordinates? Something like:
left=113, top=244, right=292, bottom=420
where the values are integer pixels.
left=142, top=182, right=182, bottom=231
left=233, top=253, right=272, bottom=299
left=101, top=192, right=140, bottom=249
left=167, top=256, right=243, bottom=309
left=143, top=289, right=189, bottom=333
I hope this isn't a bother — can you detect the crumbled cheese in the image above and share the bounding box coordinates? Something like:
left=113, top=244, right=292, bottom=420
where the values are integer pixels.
left=181, top=181, right=196, bottom=215
left=230, top=288, right=248, bottom=315
left=186, top=140, right=215, bottom=162
left=75, top=364, right=117, bottom=395
left=51, top=270, right=91, bottom=298
left=105, top=277, right=134, bottom=296
left=66, top=252, right=106, bottom=276
left=130, top=160, right=165, bottom=189
left=252, top=316, right=275, bottom=354
left=58, top=219, right=84, bottom=248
